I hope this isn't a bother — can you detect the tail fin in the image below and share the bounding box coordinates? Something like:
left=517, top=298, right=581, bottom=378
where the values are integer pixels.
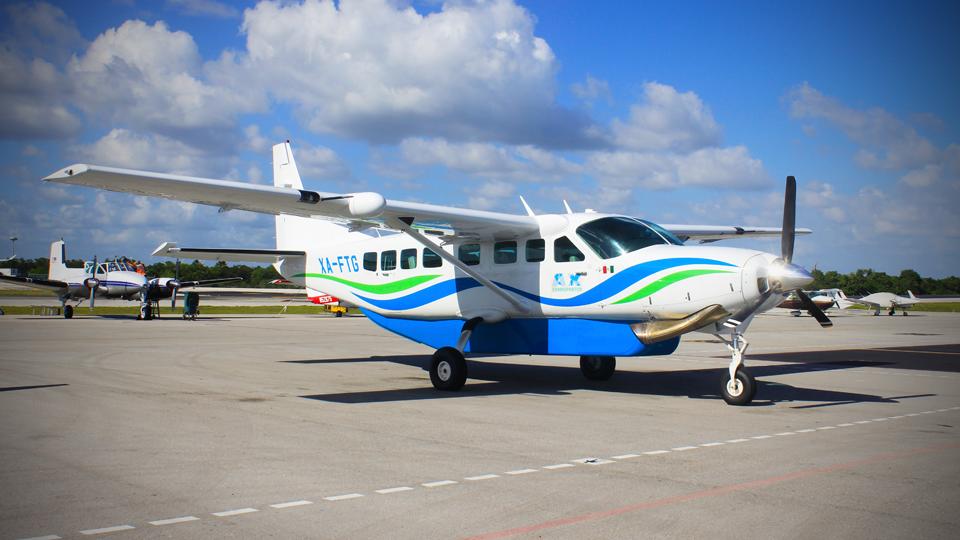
left=908, top=290, right=916, bottom=299
left=48, top=240, right=68, bottom=281
left=271, top=141, right=368, bottom=258
left=273, top=140, right=303, bottom=190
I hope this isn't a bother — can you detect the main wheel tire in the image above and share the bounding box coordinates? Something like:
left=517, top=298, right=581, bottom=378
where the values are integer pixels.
left=63, top=305, right=74, bottom=319
left=720, top=369, right=757, bottom=406
left=430, top=347, right=467, bottom=391
left=580, top=356, right=616, bottom=381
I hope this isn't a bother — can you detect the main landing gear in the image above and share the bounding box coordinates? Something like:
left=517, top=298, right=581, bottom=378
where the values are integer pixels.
left=718, top=332, right=757, bottom=406
left=580, top=356, right=616, bottom=380
left=428, top=318, right=481, bottom=391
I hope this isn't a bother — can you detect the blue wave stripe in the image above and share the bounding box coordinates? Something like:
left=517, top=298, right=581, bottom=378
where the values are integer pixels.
left=354, top=257, right=734, bottom=311
left=496, top=257, right=735, bottom=307
left=355, top=277, right=482, bottom=310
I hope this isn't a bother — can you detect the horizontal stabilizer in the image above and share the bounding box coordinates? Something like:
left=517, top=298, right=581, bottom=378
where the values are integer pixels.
left=153, top=242, right=305, bottom=264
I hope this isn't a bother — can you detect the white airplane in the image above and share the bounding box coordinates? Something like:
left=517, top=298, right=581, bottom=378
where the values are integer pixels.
left=44, top=142, right=828, bottom=405
left=0, top=240, right=239, bottom=319
left=843, top=290, right=935, bottom=316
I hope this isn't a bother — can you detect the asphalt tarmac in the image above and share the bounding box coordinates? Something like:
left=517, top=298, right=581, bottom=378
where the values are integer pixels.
left=1, top=310, right=958, bottom=539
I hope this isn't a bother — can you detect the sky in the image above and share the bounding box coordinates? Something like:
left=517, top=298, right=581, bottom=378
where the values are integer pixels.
left=0, top=0, right=958, bottom=277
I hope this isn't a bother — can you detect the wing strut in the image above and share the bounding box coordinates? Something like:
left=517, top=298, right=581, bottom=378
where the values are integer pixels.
left=385, top=217, right=530, bottom=314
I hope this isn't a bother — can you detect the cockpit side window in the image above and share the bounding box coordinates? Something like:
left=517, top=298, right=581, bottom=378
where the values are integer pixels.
left=576, top=217, right=677, bottom=259
left=554, top=236, right=585, bottom=262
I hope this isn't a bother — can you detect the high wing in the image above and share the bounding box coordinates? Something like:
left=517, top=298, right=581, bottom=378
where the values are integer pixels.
left=0, top=274, right=69, bottom=293
left=661, top=224, right=812, bottom=243
left=153, top=242, right=305, bottom=264
left=46, top=165, right=539, bottom=241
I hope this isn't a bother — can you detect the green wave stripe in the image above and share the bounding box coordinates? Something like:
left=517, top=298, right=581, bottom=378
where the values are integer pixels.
left=295, top=273, right=441, bottom=294
left=612, top=269, right=734, bottom=305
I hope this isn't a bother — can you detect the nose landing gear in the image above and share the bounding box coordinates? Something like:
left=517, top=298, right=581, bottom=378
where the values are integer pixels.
left=718, top=332, right=757, bottom=405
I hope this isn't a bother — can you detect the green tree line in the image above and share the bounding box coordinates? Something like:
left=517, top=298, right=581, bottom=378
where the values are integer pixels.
left=810, top=268, right=960, bottom=296
left=6, top=257, right=959, bottom=295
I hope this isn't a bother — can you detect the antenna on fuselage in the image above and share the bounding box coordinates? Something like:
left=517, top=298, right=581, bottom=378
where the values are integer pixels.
left=519, top=196, right=535, bottom=217
left=562, top=200, right=573, bottom=214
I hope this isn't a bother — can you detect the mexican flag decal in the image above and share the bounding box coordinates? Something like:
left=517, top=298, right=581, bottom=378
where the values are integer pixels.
left=600, top=265, right=615, bottom=274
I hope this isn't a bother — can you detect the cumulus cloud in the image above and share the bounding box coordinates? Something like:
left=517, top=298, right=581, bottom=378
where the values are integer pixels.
left=67, top=19, right=264, bottom=146
left=785, top=82, right=939, bottom=171
left=468, top=180, right=516, bottom=210
left=571, top=75, right=611, bottom=104
left=611, top=82, right=721, bottom=153
left=0, top=2, right=83, bottom=139
left=400, top=137, right=583, bottom=181
left=229, top=0, right=598, bottom=148
left=294, top=143, right=352, bottom=183
left=588, top=146, right=767, bottom=190
left=73, top=128, right=227, bottom=176
left=166, top=0, right=239, bottom=19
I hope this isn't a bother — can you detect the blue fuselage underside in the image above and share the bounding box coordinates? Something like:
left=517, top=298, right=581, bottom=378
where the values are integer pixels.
left=362, top=310, right=680, bottom=357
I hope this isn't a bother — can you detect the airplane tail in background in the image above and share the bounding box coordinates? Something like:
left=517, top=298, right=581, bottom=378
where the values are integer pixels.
left=907, top=290, right=916, bottom=299
left=48, top=240, right=69, bottom=281
left=834, top=290, right=855, bottom=309
left=272, top=141, right=364, bottom=253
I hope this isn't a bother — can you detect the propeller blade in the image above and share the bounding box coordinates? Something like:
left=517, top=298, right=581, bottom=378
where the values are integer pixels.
left=797, top=290, right=832, bottom=328
left=781, top=176, right=796, bottom=264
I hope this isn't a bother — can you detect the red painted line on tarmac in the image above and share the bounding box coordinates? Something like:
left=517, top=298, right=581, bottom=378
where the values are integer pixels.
left=463, top=442, right=960, bottom=540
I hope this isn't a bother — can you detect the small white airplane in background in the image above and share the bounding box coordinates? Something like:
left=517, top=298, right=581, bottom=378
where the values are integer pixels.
left=0, top=240, right=239, bottom=319
left=45, top=141, right=827, bottom=406
left=844, top=290, right=936, bottom=316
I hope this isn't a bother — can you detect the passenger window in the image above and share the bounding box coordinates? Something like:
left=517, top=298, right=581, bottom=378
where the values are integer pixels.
left=363, top=252, right=377, bottom=271
left=458, top=243, right=480, bottom=266
left=526, top=239, right=545, bottom=262
left=554, top=236, right=585, bottom=262
left=423, top=248, right=442, bottom=268
left=381, top=250, right=397, bottom=271
left=494, top=241, right=517, bottom=264
left=401, top=248, right=417, bottom=269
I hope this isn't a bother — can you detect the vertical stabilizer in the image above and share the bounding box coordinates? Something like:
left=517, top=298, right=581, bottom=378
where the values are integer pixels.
left=907, top=290, right=916, bottom=299
left=273, top=141, right=303, bottom=190
left=48, top=240, right=68, bottom=281
left=272, top=141, right=366, bottom=257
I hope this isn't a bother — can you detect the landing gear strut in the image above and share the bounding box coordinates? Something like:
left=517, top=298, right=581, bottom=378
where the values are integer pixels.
left=718, top=332, right=757, bottom=405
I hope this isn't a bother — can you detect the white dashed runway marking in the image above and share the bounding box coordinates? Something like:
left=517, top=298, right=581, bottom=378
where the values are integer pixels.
left=79, top=525, right=135, bottom=535
left=24, top=405, right=960, bottom=540
left=211, top=508, right=258, bottom=517
left=148, top=516, right=199, bottom=526
left=324, top=493, right=363, bottom=501
left=375, top=486, right=414, bottom=494
left=269, top=500, right=313, bottom=509
left=422, top=480, right=458, bottom=488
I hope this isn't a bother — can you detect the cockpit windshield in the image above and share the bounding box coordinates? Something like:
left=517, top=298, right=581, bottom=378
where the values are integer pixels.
left=576, top=217, right=682, bottom=259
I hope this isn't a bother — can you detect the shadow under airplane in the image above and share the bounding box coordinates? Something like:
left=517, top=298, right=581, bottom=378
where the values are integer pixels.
left=285, top=347, right=942, bottom=407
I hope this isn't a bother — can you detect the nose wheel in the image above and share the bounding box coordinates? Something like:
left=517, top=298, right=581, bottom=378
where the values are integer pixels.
left=720, top=368, right=756, bottom=405
left=718, top=331, right=757, bottom=405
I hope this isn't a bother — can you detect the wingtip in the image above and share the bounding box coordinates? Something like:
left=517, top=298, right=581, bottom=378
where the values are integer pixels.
left=43, top=164, right=89, bottom=182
